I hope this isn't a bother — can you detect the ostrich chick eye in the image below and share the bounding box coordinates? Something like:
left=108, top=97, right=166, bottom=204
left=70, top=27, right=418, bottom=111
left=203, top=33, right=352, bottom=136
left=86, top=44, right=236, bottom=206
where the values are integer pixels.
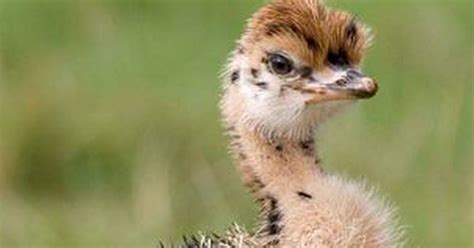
left=268, top=54, right=294, bottom=75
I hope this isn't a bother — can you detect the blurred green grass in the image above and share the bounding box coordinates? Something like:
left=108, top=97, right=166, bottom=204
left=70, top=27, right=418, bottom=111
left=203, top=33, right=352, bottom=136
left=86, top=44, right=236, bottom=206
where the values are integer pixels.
left=0, top=0, right=472, bottom=247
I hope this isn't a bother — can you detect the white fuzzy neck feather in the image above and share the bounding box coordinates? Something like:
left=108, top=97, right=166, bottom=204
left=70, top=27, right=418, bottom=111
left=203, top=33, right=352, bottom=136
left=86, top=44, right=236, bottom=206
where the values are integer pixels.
left=219, top=68, right=404, bottom=247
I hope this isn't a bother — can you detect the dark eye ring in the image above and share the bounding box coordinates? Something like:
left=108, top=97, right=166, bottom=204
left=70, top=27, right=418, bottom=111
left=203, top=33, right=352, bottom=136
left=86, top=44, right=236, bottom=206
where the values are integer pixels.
left=268, top=54, right=294, bottom=75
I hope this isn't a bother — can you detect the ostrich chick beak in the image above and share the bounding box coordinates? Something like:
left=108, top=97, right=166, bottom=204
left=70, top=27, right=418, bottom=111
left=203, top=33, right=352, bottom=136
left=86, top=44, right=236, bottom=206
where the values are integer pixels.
left=302, top=71, right=378, bottom=104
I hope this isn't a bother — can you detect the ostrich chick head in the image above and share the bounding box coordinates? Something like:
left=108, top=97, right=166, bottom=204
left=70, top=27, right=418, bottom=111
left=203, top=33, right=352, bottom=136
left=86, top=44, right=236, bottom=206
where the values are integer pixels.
left=222, top=0, right=378, bottom=140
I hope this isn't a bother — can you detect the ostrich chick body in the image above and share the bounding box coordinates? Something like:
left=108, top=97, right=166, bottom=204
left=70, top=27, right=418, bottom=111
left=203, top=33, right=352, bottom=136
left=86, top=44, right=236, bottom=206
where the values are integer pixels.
left=179, top=0, right=404, bottom=247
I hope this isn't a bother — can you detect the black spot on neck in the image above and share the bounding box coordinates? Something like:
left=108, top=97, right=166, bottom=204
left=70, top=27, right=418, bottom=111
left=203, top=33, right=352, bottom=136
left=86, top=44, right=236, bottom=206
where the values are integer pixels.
left=266, top=197, right=283, bottom=235
left=275, top=145, right=283, bottom=152
left=267, top=219, right=282, bottom=235
left=255, top=81, right=268, bottom=89
left=297, top=191, right=313, bottom=199
left=229, top=134, right=246, bottom=161
left=300, top=139, right=313, bottom=150
left=315, top=158, right=325, bottom=174
left=231, top=70, right=239, bottom=84
left=246, top=174, right=265, bottom=194
left=268, top=198, right=281, bottom=222
left=300, top=139, right=315, bottom=156
left=251, top=68, right=259, bottom=78
left=252, top=178, right=265, bottom=191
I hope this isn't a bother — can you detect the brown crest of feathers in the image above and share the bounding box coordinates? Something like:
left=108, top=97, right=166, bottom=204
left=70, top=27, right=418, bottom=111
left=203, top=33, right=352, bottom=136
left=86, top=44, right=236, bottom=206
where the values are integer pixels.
left=239, top=0, right=373, bottom=70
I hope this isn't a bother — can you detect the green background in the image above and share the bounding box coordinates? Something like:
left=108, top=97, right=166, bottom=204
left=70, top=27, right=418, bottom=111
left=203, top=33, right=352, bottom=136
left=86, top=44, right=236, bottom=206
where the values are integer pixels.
left=0, top=0, right=472, bottom=247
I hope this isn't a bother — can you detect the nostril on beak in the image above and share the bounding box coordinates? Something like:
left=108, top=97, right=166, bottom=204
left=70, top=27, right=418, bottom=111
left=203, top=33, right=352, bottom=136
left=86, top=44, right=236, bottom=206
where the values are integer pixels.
left=335, top=79, right=348, bottom=86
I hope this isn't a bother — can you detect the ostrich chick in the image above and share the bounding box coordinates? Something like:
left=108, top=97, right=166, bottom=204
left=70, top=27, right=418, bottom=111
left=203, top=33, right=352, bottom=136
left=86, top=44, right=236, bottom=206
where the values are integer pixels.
left=180, top=0, right=404, bottom=247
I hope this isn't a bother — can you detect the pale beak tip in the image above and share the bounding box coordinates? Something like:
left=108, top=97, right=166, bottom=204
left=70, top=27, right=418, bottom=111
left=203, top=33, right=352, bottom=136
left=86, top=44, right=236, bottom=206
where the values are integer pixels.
left=357, top=78, right=379, bottom=99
